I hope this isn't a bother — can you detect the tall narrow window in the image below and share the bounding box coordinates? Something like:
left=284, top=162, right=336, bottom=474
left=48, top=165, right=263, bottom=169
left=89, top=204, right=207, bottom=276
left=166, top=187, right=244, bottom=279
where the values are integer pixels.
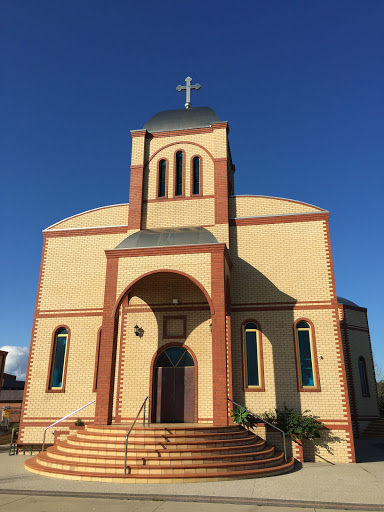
left=49, top=328, right=68, bottom=390
left=192, top=157, right=200, bottom=195
left=358, top=357, right=369, bottom=397
left=175, top=151, right=183, bottom=196
left=295, top=320, right=319, bottom=390
left=243, top=322, right=264, bottom=389
left=158, top=160, right=166, bottom=197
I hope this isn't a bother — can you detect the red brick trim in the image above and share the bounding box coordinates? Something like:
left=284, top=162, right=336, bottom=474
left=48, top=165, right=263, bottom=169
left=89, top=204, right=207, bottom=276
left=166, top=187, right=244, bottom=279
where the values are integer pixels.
left=115, top=299, right=128, bottom=423
left=45, top=325, right=71, bottom=394
left=323, top=219, right=338, bottom=303
left=94, top=257, right=119, bottom=424
left=37, top=311, right=103, bottom=318
left=113, top=269, right=215, bottom=318
left=214, top=158, right=229, bottom=225
left=128, top=164, right=144, bottom=230
left=149, top=342, right=198, bottom=423
left=331, top=308, right=356, bottom=462
left=358, top=356, right=370, bottom=397
left=190, top=154, right=203, bottom=197
left=19, top=239, right=48, bottom=442
left=232, top=304, right=337, bottom=312
left=156, top=157, right=169, bottom=199
left=241, top=319, right=265, bottom=392
left=150, top=127, right=213, bottom=138
left=225, top=278, right=233, bottom=422
left=144, top=195, right=214, bottom=204
left=173, top=149, right=186, bottom=198
left=131, top=130, right=147, bottom=138
left=107, top=243, right=232, bottom=271
left=229, top=195, right=325, bottom=212
left=163, top=315, right=187, bottom=339
left=43, top=226, right=128, bottom=238
left=145, top=141, right=215, bottom=168
left=211, top=122, right=229, bottom=131
left=229, top=212, right=329, bottom=227
left=125, top=305, right=210, bottom=313
left=92, top=327, right=102, bottom=393
left=211, top=251, right=228, bottom=425
left=293, top=318, right=321, bottom=392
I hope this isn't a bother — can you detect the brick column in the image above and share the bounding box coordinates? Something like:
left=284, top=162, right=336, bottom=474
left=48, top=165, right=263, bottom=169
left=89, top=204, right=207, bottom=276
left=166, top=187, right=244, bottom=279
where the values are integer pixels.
left=211, top=251, right=228, bottom=425
left=213, top=158, right=229, bottom=225
left=127, top=164, right=144, bottom=230
left=94, top=256, right=119, bottom=424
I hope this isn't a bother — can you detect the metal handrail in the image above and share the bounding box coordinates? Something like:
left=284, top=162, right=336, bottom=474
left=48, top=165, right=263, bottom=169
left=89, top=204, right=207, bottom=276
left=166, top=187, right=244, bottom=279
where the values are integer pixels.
left=42, top=399, right=96, bottom=451
left=227, top=398, right=287, bottom=462
left=124, top=396, right=150, bottom=474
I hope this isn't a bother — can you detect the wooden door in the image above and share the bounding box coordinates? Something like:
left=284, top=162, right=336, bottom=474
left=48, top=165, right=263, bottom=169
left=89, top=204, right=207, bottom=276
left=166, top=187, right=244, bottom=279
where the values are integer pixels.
left=153, top=347, right=195, bottom=423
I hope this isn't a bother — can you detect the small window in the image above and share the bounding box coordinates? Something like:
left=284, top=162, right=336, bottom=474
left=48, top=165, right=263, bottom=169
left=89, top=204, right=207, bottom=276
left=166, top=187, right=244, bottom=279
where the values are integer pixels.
left=175, top=151, right=183, bottom=196
left=244, top=322, right=262, bottom=388
left=158, top=160, right=166, bottom=197
left=358, top=357, right=369, bottom=397
left=295, top=320, right=317, bottom=389
left=49, top=328, right=68, bottom=390
left=192, top=157, right=200, bottom=195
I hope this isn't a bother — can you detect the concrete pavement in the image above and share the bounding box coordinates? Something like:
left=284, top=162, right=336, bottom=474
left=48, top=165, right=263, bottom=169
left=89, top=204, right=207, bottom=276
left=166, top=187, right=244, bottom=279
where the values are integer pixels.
left=0, top=439, right=383, bottom=510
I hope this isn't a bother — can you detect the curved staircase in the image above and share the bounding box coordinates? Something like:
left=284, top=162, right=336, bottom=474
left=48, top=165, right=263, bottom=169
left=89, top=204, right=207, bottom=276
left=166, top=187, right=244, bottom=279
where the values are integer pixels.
left=25, top=424, right=295, bottom=483
left=360, top=418, right=384, bottom=439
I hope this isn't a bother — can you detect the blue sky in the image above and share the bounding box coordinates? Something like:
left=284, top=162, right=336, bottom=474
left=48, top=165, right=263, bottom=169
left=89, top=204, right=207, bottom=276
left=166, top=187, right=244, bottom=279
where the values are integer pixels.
left=1, top=0, right=383, bottom=378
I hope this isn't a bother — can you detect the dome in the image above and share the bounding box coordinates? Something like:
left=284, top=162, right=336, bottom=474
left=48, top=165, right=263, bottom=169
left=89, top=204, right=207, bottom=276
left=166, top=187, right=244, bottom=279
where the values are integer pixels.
left=337, top=296, right=360, bottom=307
left=115, top=227, right=218, bottom=249
left=143, top=107, right=220, bottom=133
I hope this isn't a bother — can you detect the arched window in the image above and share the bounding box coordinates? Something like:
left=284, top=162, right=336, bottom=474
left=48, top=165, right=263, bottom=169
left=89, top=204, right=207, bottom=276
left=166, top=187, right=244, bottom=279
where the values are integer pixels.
left=192, top=157, right=200, bottom=195
left=294, top=320, right=320, bottom=391
left=358, top=356, right=370, bottom=397
left=158, top=160, right=167, bottom=197
left=243, top=321, right=264, bottom=390
left=155, top=346, right=194, bottom=368
left=175, top=151, right=183, bottom=196
left=48, top=327, right=69, bottom=391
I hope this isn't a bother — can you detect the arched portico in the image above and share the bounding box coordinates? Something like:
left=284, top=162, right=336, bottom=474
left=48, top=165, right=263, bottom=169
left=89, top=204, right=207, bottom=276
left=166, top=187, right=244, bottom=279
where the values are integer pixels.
left=94, top=260, right=229, bottom=426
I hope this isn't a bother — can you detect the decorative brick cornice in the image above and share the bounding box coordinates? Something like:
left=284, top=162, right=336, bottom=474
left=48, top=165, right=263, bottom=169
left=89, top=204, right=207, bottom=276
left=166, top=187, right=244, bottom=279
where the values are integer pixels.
left=229, top=211, right=329, bottom=227
left=130, top=130, right=147, bottom=138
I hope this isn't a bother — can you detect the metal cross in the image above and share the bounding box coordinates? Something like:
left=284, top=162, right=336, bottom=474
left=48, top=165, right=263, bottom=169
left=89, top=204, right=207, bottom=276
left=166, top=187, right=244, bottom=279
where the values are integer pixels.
left=176, top=76, right=201, bottom=109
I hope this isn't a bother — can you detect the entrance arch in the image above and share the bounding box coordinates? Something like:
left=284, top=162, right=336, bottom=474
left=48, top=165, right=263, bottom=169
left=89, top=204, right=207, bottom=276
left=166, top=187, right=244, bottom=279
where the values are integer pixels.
left=151, top=343, right=198, bottom=423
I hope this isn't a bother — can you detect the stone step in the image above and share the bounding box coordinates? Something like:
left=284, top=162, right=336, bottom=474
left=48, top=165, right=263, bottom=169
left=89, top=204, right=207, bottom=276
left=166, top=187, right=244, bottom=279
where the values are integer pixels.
left=87, top=424, right=240, bottom=435
left=35, top=450, right=285, bottom=475
left=55, top=437, right=265, bottom=457
left=25, top=455, right=295, bottom=483
left=46, top=444, right=275, bottom=465
left=65, top=433, right=256, bottom=450
left=75, top=429, right=246, bottom=442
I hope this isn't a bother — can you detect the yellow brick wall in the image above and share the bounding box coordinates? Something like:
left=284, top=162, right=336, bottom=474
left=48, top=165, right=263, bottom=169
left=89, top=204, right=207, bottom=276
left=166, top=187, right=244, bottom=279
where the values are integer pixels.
left=116, top=253, right=212, bottom=300
left=21, top=316, right=99, bottom=443
left=142, top=199, right=215, bottom=230
left=229, top=196, right=324, bottom=219
left=344, top=308, right=368, bottom=328
left=231, top=309, right=348, bottom=421
left=40, top=233, right=128, bottom=311
left=345, top=326, right=379, bottom=418
left=229, top=221, right=332, bottom=303
left=45, top=205, right=129, bottom=230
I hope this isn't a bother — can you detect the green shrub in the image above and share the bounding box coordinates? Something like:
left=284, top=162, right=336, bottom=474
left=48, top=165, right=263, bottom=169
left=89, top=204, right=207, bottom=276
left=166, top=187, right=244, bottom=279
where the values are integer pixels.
left=74, top=418, right=85, bottom=427
left=262, top=406, right=323, bottom=443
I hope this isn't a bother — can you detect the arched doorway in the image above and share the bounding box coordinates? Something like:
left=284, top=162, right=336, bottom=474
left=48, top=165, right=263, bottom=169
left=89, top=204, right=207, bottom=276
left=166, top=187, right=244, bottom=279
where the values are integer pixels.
left=153, top=345, right=196, bottom=423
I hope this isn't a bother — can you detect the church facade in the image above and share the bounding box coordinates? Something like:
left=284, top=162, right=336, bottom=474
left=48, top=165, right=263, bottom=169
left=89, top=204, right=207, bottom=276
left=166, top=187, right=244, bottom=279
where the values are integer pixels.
left=19, top=99, right=380, bottom=463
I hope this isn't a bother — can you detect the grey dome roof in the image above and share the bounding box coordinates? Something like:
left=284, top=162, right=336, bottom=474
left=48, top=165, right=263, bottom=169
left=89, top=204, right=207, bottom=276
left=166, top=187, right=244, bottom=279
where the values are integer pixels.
left=337, top=296, right=359, bottom=307
left=143, top=107, right=220, bottom=133
left=115, top=227, right=218, bottom=249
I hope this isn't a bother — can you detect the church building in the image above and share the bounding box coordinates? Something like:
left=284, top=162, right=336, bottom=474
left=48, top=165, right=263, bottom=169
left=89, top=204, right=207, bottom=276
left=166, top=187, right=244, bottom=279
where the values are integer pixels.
left=20, top=78, right=380, bottom=480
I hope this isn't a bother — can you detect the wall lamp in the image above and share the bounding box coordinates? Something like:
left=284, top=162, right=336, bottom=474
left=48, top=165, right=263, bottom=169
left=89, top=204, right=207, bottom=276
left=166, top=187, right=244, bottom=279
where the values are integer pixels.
left=134, top=324, right=144, bottom=338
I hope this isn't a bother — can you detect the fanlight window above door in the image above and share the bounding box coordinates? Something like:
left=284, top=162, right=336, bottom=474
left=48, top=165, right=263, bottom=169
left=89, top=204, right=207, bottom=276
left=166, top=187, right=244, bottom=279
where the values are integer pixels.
left=155, top=347, right=194, bottom=368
